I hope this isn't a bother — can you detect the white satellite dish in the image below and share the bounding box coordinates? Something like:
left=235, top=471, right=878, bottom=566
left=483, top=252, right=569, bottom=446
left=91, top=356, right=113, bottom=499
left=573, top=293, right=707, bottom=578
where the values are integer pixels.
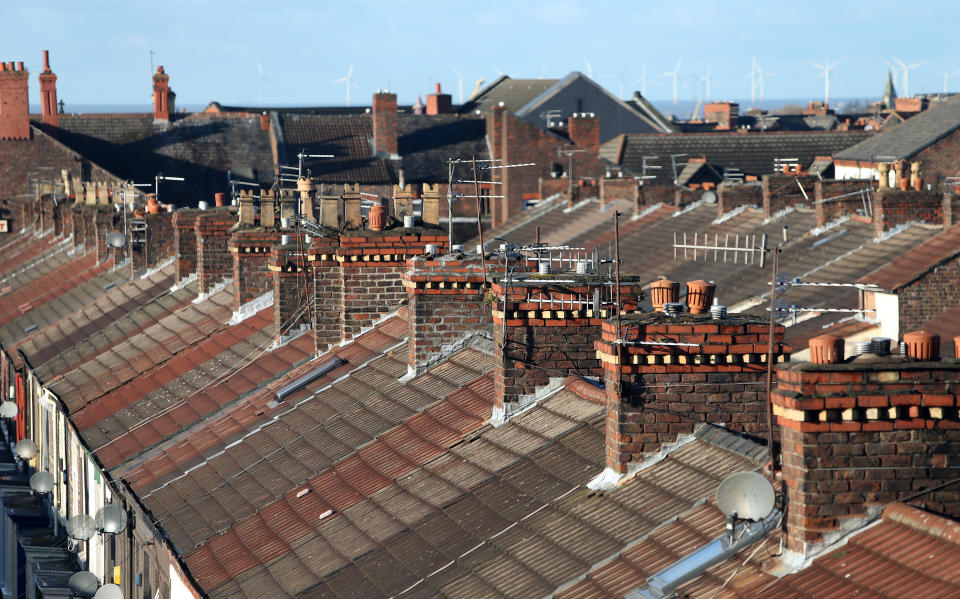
left=29, top=471, right=54, bottom=494
left=67, top=514, right=98, bottom=541
left=701, top=190, right=717, bottom=204
left=0, top=401, right=17, bottom=418
left=68, top=571, right=100, bottom=598
left=96, top=505, right=128, bottom=535
left=14, top=438, right=37, bottom=460
left=716, top=471, right=776, bottom=522
left=105, top=233, right=127, bottom=248
left=93, top=584, right=124, bottom=599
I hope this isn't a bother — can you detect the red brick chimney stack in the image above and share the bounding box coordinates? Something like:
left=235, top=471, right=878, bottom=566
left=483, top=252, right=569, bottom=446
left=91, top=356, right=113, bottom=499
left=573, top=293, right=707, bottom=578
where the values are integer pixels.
left=426, top=83, right=452, bottom=115
left=152, top=66, right=173, bottom=122
left=38, top=50, right=58, bottom=127
left=567, top=113, right=599, bottom=155
left=773, top=332, right=960, bottom=563
left=0, top=58, right=30, bottom=140
left=372, top=90, right=398, bottom=157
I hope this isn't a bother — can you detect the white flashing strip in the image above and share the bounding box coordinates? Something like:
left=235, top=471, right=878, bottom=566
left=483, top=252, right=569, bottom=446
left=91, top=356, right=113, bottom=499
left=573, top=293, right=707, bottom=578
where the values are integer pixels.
left=809, top=215, right=850, bottom=237
left=228, top=291, right=274, bottom=326
left=562, top=198, right=592, bottom=214
left=587, top=430, right=699, bottom=491
left=339, top=309, right=400, bottom=347
left=763, top=205, right=796, bottom=225
left=192, top=277, right=233, bottom=304
left=489, top=377, right=565, bottom=427
left=672, top=199, right=706, bottom=217
left=632, top=202, right=663, bottom=221
left=400, top=331, right=492, bottom=383
left=777, top=506, right=884, bottom=573
left=169, top=272, right=197, bottom=293
left=878, top=220, right=916, bottom=242
left=712, top=204, right=750, bottom=225
left=138, top=256, right=176, bottom=281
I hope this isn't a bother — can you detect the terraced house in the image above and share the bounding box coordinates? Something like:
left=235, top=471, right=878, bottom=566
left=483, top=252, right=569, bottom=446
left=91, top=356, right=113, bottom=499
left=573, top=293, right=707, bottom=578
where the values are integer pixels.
left=3, top=50, right=960, bottom=599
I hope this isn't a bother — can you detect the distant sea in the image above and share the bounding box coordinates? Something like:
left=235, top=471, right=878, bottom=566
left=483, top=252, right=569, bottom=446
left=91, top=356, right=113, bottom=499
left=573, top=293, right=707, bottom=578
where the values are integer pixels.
left=30, top=97, right=878, bottom=118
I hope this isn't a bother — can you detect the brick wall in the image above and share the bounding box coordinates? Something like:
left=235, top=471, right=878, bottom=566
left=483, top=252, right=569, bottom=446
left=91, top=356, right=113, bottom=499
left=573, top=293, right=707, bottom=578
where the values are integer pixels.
left=0, top=62, right=29, bottom=140
left=372, top=92, right=398, bottom=156
left=774, top=361, right=960, bottom=560
left=309, top=237, right=342, bottom=351
left=70, top=206, right=85, bottom=251
left=717, top=181, right=763, bottom=216
left=638, top=184, right=680, bottom=211
left=814, top=179, right=874, bottom=227
left=762, top=174, right=818, bottom=217
left=195, top=208, right=236, bottom=294
left=403, top=255, right=493, bottom=372
left=172, top=210, right=200, bottom=283
left=491, top=278, right=643, bottom=416
left=92, top=207, right=120, bottom=264
left=896, top=254, right=960, bottom=333
left=230, top=228, right=282, bottom=309
left=944, top=193, right=960, bottom=228
left=599, top=178, right=639, bottom=209
left=596, top=314, right=788, bottom=473
left=873, top=189, right=943, bottom=238
left=914, top=126, right=960, bottom=192
left=270, top=236, right=313, bottom=343
left=131, top=211, right=174, bottom=276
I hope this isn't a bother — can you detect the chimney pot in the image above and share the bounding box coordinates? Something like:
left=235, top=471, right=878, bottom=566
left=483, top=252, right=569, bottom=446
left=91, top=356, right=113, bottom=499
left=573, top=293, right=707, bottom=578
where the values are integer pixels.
left=902, top=330, right=940, bottom=361
left=808, top=334, right=844, bottom=364
left=214, top=192, right=226, bottom=207
left=649, top=278, right=680, bottom=312
left=16, top=61, right=23, bottom=71
left=685, top=280, right=716, bottom=314
left=435, top=82, right=441, bottom=93
left=42, top=50, right=50, bottom=71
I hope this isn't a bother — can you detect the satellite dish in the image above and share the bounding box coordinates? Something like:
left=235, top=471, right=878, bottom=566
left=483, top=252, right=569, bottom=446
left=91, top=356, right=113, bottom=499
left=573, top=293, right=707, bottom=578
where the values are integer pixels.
left=93, top=584, right=124, bottom=599
left=67, top=514, right=98, bottom=541
left=701, top=190, right=717, bottom=204
left=29, top=471, right=54, bottom=494
left=716, top=471, right=776, bottom=522
left=68, top=571, right=100, bottom=598
left=105, top=233, right=127, bottom=248
left=0, top=401, right=17, bottom=418
left=14, top=438, right=37, bottom=460
left=96, top=505, right=128, bottom=535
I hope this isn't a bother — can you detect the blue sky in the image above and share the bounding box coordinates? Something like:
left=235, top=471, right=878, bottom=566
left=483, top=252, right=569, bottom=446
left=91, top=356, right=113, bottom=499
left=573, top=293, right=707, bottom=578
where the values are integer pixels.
left=2, top=1, right=956, bottom=109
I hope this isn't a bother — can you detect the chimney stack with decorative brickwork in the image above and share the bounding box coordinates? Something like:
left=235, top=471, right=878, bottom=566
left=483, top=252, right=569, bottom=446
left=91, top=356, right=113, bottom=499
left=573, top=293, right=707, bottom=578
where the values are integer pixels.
left=490, top=258, right=644, bottom=423
left=270, top=233, right=314, bottom=345
left=131, top=210, right=175, bottom=277
left=773, top=333, right=960, bottom=563
left=152, top=66, right=174, bottom=122
left=426, top=83, right=452, bottom=115
left=194, top=207, right=237, bottom=294
left=704, top=102, right=739, bottom=129
left=372, top=91, right=398, bottom=157
left=38, top=50, right=58, bottom=127
left=0, top=59, right=30, bottom=140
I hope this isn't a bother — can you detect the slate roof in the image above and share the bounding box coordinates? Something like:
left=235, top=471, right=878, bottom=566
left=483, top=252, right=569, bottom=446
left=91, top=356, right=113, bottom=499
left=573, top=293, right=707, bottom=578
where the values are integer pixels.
left=277, top=113, right=391, bottom=184
left=40, top=113, right=275, bottom=203
left=835, top=95, right=960, bottom=161
left=858, top=223, right=960, bottom=291
left=458, top=76, right=559, bottom=114
left=397, top=115, right=488, bottom=182
left=601, top=131, right=872, bottom=184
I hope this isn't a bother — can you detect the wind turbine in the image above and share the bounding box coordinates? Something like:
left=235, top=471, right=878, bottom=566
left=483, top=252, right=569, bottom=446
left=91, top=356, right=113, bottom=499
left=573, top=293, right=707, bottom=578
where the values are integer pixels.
left=943, top=68, right=960, bottom=93
left=811, top=58, right=842, bottom=105
left=333, top=62, right=360, bottom=106
left=633, top=65, right=655, bottom=97
left=746, top=57, right=758, bottom=103
left=660, top=59, right=682, bottom=105
left=256, top=60, right=266, bottom=107
left=449, top=65, right=464, bottom=104
left=599, top=73, right=625, bottom=98
left=698, top=64, right=713, bottom=102
left=493, top=66, right=519, bottom=78
left=891, top=57, right=925, bottom=96
left=583, top=57, right=594, bottom=79
left=757, top=64, right=776, bottom=101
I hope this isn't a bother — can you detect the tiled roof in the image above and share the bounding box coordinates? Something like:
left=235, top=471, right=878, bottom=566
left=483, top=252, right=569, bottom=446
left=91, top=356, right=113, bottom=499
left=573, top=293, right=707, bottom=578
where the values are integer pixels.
left=835, top=95, right=960, bottom=161
left=397, top=115, right=488, bottom=182
left=458, top=76, right=560, bottom=114
left=42, top=113, right=275, bottom=202
left=25, top=265, right=196, bottom=380
left=0, top=262, right=138, bottom=350
left=602, top=131, right=872, bottom=183
left=48, top=285, right=235, bottom=411
left=277, top=113, right=391, bottom=184
left=755, top=503, right=960, bottom=598
left=0, top=251, right=115, bottom=328
left=858, top=223, right=960, bottom=291
left=289, top=417, right=761, bottom=599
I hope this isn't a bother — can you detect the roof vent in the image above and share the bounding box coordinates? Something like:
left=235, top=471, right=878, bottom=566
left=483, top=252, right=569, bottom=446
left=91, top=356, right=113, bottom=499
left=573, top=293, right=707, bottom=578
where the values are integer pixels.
left=663, top=302, right=684, bottom=317
left=274, top=357, right=347, bottom=404
left=854, top=341, right=872, bottom=356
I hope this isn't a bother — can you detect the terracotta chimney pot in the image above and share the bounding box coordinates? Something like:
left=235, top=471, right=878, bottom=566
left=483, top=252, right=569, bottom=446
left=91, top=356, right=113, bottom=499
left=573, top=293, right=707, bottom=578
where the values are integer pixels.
left=649, top=279, right=680, bottom=312
left=146, top=193, right=160, bottom=214
left=809, top=334, right=844, bottom=364
left=214, top=192, right=226, bottom=207
left=368, top=203, right=387, bottom=231
left=954, top=335, right=960, bottom=358
left=685, top=280, right=716, bottom=315
left=902, top=330, right=940, bottom=361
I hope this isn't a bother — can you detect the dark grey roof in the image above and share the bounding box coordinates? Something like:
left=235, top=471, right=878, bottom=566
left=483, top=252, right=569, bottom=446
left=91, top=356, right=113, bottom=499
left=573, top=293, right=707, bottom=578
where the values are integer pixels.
left=40, top=113, right=275, bottom=204
left=835, top=95, right=960, bottom=161
left=458, top=76, right=559, bottom=114
left=398, top=115, right=488, bottom=182
left=203, top=102, right=415, bottom=116
left=602, top=130, right=872, bottom=184
left=277, top=113, right=392, bottom=184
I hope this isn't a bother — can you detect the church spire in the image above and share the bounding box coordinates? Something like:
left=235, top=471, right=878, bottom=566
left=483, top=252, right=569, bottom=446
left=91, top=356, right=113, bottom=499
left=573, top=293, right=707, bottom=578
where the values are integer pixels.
left=883, top=69, right=897, bottom=109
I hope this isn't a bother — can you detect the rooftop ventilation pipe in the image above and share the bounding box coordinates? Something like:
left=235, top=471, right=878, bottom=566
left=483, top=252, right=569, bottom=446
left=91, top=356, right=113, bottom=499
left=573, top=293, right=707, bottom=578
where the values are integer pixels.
left=273, top=357, right=347, bottom=404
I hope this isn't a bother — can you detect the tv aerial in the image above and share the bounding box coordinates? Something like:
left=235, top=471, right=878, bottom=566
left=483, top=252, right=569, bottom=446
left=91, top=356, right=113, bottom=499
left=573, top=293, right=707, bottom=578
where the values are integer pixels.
left=716, top=471, right=776, bottom=523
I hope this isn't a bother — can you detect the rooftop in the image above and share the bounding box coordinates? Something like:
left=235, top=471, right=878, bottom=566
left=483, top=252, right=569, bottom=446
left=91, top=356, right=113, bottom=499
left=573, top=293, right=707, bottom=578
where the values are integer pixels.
left=836, top=95, right=960, bottom=161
